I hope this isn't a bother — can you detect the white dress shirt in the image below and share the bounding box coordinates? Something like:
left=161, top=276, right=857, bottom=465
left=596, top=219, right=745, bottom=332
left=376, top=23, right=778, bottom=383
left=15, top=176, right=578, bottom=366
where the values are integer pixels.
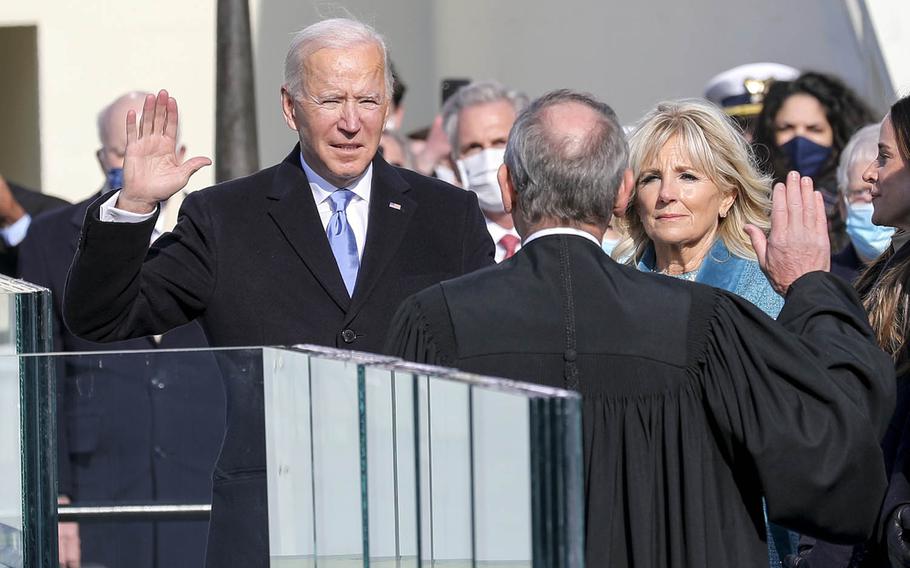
left=1, top=214, right=32, bottom=246
left=99, top=192, right=170, bottom=244
left=522, top=227, right=602, bottom=248
left=99, top=154, right=373, bottom=259
left=300, top=153, right=371, bottom=261
left=485, top=218, right=521, bottom=263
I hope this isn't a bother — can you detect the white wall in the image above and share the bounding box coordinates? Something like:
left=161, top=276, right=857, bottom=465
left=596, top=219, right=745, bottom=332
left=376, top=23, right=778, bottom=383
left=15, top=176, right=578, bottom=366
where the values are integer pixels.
left=1, top=1, right=215, bottom=203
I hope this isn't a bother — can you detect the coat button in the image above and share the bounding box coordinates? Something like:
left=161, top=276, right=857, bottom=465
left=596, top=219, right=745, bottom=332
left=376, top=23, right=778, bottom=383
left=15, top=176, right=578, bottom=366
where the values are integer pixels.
left=341, top=329, right=357, bottom=344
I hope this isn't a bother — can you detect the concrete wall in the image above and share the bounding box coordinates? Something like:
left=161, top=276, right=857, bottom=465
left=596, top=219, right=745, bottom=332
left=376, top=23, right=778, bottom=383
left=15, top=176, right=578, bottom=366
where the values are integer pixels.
left=1, top=0, right=907, bottom=202
left=248, top=0, right=906, bottom=169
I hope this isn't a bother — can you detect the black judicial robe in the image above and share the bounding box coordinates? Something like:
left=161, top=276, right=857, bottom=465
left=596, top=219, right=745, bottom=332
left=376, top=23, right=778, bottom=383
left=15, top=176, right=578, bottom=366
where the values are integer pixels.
left=386, top=233, right=895, bottom=568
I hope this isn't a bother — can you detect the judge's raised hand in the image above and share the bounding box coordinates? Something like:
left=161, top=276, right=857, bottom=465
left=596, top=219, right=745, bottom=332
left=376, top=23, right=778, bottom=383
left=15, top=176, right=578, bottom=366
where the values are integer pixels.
left=116, top=90, right=211, bottom=214
left=744, top=171, right=830, bottom=296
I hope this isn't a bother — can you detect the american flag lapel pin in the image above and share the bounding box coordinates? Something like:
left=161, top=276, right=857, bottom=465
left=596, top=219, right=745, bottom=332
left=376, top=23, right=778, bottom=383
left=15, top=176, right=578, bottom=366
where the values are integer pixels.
left=389, top=202, right=402, bottom=210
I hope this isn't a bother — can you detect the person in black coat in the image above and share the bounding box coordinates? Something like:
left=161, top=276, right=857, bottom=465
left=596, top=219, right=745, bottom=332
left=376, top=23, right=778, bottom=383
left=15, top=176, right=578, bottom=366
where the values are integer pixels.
left=386, top=89, right=894, bottom=567
left=0, top=175, right=68, bottom=275
left=62, top=19, right=493, bottom=568
left=18, top=91, right=225, bottom=568
left=785, top=96, right=910, bottom=568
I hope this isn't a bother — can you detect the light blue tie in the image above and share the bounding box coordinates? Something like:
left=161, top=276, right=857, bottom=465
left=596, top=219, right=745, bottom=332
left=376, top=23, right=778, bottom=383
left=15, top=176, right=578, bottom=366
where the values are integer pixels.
left=326, top=189, right=360, bottom=297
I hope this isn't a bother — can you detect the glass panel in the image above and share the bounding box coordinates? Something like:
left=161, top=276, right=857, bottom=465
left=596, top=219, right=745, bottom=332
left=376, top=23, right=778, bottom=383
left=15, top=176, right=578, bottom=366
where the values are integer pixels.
left=0, top=353, right=22, bottom=567
left=1, top=275, right=52, bottom=568
left=308, top=354, right=363, bottom=564
left=425, top=376, right=473, bottom=564
left=472, top=387, right=532, bottom=567
left=48, top=349, right=226, bottom=568
left=264, top=348, right=315, bottom=566
left=8, top=343, right=583, bottom=568
left=363, top=365, right=397, bottom=565
left=390, top=371, right=418, bottom=567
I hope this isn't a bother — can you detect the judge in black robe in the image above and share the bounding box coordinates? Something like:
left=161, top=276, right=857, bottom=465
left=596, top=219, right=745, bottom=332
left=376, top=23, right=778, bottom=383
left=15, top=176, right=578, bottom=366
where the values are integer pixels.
left=385, top=90, right=895, bottom=568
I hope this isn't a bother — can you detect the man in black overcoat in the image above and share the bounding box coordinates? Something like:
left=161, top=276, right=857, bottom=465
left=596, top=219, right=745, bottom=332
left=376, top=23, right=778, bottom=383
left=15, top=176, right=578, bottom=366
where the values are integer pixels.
left=63, top=18, right=494, bottom=567
left=386, top=90, right=895, bottom=567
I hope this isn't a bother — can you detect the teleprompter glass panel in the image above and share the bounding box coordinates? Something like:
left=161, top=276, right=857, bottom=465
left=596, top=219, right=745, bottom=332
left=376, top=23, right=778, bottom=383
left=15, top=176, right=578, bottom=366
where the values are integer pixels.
left=12, top=343, right=583, bottom=568
left=424, top=377, right=473, bottom=563
left=308, top=354, right=365, bottom=563
left=52, top=348, right=226, bottom=567
left=364, top=365, right=418, bottom=567
left=472, top=387, right=532, bottom=567
left=2, top=274, right=52, bottom=568
left=264, top=348, right=316, bottom=565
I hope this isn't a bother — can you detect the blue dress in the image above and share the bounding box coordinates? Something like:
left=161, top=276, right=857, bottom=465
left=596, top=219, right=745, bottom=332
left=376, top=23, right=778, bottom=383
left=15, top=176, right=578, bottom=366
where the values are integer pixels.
left=638, top=239, right=794, bottom=566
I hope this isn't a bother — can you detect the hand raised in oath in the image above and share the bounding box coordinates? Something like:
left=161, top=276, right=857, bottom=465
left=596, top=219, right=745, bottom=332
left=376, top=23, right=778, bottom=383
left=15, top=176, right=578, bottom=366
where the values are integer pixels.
left=116, top=90, right=211, bottom=214
left=744, top=171, right=831, bottom=295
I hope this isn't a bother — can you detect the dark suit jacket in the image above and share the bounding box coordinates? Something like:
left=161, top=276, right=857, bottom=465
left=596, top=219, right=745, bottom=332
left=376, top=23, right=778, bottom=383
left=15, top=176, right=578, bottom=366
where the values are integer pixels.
left=831, top=241, right=865, bottom=285
left=387, top=234, right=893, bottom=567
left=19, top=196, right=225, bottom=568
left=63, top=148, right=495, bottom=566
left=0, top=181, right=68, bottom=275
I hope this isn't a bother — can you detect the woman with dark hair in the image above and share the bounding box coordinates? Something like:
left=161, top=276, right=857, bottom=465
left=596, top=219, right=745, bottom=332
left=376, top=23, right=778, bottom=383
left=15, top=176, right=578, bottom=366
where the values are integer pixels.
left=786, top=95, right=910, bottom=568
left=752, top=72, right=876, bottom=252
left=858, top=94, right=910, bottom=568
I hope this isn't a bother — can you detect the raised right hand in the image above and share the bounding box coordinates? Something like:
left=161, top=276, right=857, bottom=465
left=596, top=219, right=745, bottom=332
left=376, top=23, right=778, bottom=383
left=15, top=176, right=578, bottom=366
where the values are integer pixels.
left=744, top=171, right=831, bottom=295
left=117, top=90, right=211, bottom=214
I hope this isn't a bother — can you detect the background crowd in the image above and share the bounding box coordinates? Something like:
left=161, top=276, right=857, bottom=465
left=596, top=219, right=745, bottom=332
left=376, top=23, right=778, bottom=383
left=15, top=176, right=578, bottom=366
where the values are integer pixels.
left=0, top=13, right=908, bottom=568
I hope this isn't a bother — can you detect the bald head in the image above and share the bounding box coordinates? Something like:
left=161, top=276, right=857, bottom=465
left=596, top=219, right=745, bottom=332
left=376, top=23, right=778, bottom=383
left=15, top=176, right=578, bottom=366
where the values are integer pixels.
left=538, top=101, right=608, bottom=159
left=98, top=92, right=147, bottom=148
left=96, top=92, right=149, bottom=176
left=502, top=90, right=628, bottom=229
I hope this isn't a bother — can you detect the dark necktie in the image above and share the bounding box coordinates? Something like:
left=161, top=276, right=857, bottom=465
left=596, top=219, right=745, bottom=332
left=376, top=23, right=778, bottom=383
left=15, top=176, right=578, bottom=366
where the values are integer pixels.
left=326, top=189, right=359, bottom=296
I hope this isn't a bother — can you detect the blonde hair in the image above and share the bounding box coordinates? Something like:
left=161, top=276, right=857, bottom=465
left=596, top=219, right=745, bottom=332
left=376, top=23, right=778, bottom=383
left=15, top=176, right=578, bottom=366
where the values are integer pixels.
left=613, top=99, right=773, bottom=264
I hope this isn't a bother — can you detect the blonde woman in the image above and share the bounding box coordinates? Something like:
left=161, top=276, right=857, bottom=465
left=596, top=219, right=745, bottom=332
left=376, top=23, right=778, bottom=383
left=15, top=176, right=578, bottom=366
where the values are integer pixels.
left=615, top=99, right=783, bottom=318
left=615, top=99, right=791, bottom=562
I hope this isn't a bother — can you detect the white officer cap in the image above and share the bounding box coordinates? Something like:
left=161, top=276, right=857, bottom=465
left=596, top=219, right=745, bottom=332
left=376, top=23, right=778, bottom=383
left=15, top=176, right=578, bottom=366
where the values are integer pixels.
left=704, top=62, right=799, bottom=117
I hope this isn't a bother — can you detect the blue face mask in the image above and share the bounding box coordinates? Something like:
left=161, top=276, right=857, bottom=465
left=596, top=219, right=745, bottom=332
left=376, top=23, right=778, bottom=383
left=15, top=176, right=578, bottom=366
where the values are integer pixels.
left=780, top=136, right=832, bottom=178
left=105, top=168, right=124, bottom=192
left=845, top=200, right=893, bottom=262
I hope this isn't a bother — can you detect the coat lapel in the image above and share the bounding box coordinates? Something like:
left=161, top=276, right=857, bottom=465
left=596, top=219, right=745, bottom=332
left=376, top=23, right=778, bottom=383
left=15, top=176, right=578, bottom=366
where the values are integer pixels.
left=345, top=158, right=416, bottom=323
left=267, top=149, right=351, bottom=311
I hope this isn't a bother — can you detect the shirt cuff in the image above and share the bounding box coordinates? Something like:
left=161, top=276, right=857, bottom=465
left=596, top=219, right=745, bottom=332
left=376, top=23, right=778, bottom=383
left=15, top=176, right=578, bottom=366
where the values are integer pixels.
left=99, top=190, right=158, bottom=223
left=1, top=213, right=32, bottom=246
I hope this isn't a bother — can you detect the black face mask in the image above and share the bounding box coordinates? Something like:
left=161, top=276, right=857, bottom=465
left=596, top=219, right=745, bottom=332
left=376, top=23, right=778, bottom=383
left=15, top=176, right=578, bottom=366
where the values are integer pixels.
left=780, top=136, right=832, bottom=178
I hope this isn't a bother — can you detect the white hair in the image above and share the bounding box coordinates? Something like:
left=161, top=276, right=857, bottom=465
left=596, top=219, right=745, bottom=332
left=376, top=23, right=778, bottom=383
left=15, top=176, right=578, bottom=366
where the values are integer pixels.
left=441, top=80, right=529, bottom=157
left=284, top=18, right=392, bottom=101
left=836, top=123, right=879, bottom=196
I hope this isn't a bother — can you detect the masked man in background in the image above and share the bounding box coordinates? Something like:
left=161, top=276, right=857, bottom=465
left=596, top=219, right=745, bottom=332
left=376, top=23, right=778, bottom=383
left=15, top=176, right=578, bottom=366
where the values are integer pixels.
left=442, top=81, right=529, bottom=262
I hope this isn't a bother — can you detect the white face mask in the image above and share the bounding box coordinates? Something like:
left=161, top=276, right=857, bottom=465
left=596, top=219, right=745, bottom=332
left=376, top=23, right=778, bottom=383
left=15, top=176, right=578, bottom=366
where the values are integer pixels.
left=845, top=198, right=894, bottom=261
left=456, top=148, right=506, bottom=214
left=434, top=164, right=459, bottom=186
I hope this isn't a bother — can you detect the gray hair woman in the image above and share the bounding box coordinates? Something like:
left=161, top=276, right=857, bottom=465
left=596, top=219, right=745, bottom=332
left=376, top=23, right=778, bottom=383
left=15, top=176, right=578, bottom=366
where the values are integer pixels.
left=832, top=123, right=894, bottom=282
left=615, top=99, right=783, bottom=317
